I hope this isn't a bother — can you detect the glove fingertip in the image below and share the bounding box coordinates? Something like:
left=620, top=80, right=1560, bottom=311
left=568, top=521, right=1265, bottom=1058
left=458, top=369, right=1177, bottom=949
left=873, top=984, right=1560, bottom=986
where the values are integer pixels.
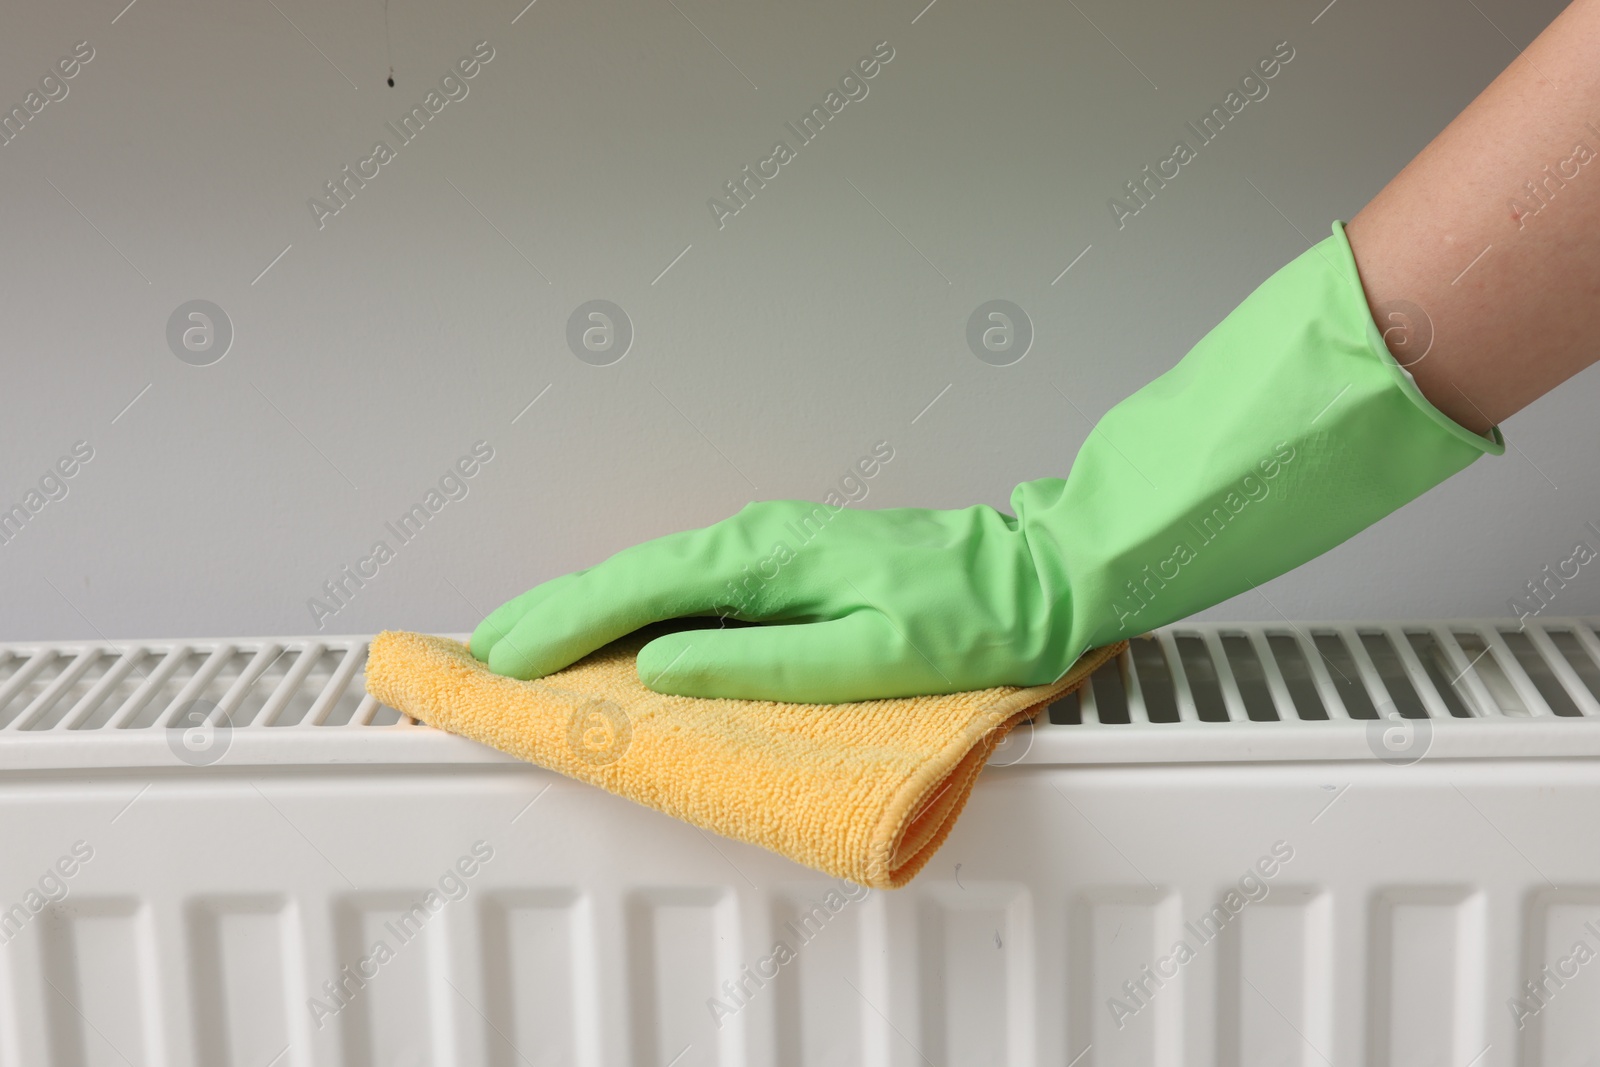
left=486, top=636, right=540, bottom=680
left=639, top=633, right=742, bottom=698
left=467, top=620, right=499, bottom=662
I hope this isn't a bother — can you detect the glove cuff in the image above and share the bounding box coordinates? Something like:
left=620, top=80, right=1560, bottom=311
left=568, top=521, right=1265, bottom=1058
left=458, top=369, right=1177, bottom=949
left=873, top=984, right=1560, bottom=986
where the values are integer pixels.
left=1024, top=219, right=1507, bottom=668
left=1330, top=219, right=1506, bottom=458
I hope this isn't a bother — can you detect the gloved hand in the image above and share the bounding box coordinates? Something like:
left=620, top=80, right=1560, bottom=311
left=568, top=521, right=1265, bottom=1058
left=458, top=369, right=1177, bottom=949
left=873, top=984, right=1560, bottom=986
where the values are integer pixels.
left=472, top=221, right=1503, bottom=702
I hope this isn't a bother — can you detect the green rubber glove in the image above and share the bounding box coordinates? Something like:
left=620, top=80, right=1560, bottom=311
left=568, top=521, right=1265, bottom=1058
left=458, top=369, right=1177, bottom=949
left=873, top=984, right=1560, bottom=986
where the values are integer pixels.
left=473, top=221, right=1503, bottom=702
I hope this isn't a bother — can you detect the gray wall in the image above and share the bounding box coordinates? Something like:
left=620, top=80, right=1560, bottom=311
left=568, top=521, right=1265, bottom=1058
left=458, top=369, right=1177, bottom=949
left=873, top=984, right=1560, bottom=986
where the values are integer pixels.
left=2, top=0, right=1592, bottom=642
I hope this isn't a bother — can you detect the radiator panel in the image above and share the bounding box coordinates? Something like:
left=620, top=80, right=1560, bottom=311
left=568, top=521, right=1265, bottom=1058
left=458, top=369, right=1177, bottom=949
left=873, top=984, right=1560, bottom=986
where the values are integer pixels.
left=0, top=619, right=1597, bottom=1065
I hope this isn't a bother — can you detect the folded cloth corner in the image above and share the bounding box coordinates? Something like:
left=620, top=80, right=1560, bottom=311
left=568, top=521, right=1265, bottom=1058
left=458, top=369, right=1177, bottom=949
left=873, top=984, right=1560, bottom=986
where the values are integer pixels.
left=364, top=629, right=1126, bottom=889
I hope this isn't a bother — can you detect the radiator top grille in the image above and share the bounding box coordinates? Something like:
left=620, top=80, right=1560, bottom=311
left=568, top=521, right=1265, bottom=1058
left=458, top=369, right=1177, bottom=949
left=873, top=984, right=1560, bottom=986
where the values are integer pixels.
left=1052, top=621, right=1600, bottom=724
left=1, top=619, right=1597, bottom=768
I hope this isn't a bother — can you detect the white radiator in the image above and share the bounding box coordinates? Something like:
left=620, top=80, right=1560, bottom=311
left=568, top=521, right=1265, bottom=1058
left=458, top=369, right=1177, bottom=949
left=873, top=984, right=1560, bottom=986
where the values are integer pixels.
left=2, top=619, right=1599, bottom=1066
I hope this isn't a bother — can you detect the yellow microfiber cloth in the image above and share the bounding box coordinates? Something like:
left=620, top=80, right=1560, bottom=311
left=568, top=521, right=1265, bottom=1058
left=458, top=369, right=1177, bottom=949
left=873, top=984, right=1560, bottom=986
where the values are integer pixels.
left=364, top=629, right=1127, bottom=888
